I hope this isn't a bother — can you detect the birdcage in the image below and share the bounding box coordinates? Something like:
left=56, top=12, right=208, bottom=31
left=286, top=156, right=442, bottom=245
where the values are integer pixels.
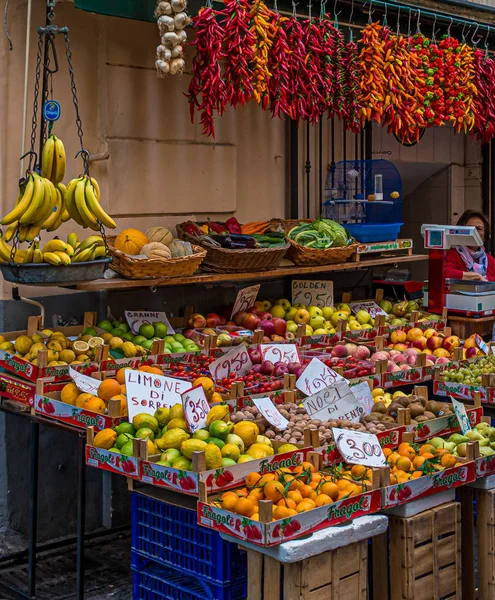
left=323, top=159, right=403, bottom=242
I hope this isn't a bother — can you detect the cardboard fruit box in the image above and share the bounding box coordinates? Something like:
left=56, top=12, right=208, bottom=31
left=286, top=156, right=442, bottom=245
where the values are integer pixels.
left=197, top=456, right=383, bottom=547
left=35, top=379, right=124, bottom=431
left=0, top=313, right=101, bottom=383
left=0, top=371, right=64, bottom=407
left=86, top=426, right=140, bottom=479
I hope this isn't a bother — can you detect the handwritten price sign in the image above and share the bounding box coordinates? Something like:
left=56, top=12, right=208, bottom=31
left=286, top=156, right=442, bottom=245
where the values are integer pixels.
left=296, top=357, right=344, bottom=396
left=333, top=428, right=386, bottom=467
left=253, top=397, right=288, bottom=430
left=209, top=345, right=253, bottom=381
left=291, top=280, right=333, bottom=308
left=350, top=301, right=387, bottom=318
left=260, top=343, right=300, bottom=365
left=125, top=310, right=175, bottom=335
left=303, top=381, right=363, bottom=423
left=230, top=285, right=260, bottom=319
left=451, top=397, right=472, bottom=435
left=350, top=381, right=374, bottom=415
left=69, top=367, right=100, bottom=395
left=182, top=385, right=210, bottom=432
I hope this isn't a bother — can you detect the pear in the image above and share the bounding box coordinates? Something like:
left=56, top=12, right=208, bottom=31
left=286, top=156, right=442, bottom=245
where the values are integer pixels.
left=479, top=438, right=490, bottom=447
left=480, top=446, right=495, bottom=457
left=429, top=437, right=446, bottom=449
left=448, top=433, right=469, bottom=445
left=443, top=442, right=456, bottom=453
left=457, top=443, right=467, bottom=458
left=465, top=429, right=484, bottom=441
left=475, top=422, right=490, bottom=432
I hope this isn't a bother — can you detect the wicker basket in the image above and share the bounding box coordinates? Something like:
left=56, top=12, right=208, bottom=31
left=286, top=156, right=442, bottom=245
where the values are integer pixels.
left=175, top=223, right=289, bottom=273
left=274, top=219, right=359, bottom=266
left=106, top=237, right=206, bottom=279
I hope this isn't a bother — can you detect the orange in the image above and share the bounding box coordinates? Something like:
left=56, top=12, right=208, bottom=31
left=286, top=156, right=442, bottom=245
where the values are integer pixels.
left=396, top=457, right=412, bottom=473
left=441, top=454, right=457, bottom=468
left=97, top=379, right=122, bottom=401
left=435, top=448, right=449, bottom=457
left=421, top=452, right=434, bottom=460
left=258, top=474, right=276, bottom=487
left=296, top=501, right=313, bottom=513
left=309, top=480, right=319, bottom=490
left=413, top=456, right=427, bottom=469
left=301, top=461, right=316, bottom=473
left=347, top=483, right=363, bottom=496
left=320, top=482, right=339, bottom=500
left=264, top=481, right=286, bottom=503
left=287, top=508, right=298, bottom=516
left=337, top=489, right=351, bottom=500
left=120, top=384, right=127, bottom=395
left=383, top=447, right=392, bottom=458
left=278, top=498, right=296, bottom=509
left=300, top=485, right=314, bottom=498
left=351, top=464, right=366, bottom=479
left=236, top=488, right=249, bottom=498
left=387, top=452, right=400, bottom=466
left=389, top=473, right=398, bottom=484
left=251, top=513, right=260, bottom=521
left=398, top=443, right=416, bottom=461
left=221, top=492, right=238, bottom=511
left=411, top=471, right=423, bottom=479
left=337, top=479, right=351, bottom=491
left=311, top=473, right=322, bottom=484
left=288, top=490, right=303, bottom=505
left=315, top=494, right=332, bottom=506
left=273, top=505, right=290, bottom=519
left=246, top=472, right=262, bottom=489
left=116, top=368, right=128, bottom=385
left=234, top=497, right=256, bottom=517
left=279, top=473, right=297, bottom=490
left=304, top=498, right=316, bottom=508
left=420, top=444, right=436, bottom=456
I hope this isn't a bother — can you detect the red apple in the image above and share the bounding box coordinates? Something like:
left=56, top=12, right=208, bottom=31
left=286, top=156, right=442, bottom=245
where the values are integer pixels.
left=424, top=328, right=438, bottom=339
left=248, top=348, right=262, bottom=364
left=331, top=345, right=348, bottom=358
left=260, top=319, right=275, bottom=337
left=183, top=329, right=201, bottom=342
left=433, top=348, right=450, bottom=358
left=465, top=347, right=478, bottom=359
left=273, top=363, right=289, bottom=377
left=188, top=313, right=206, bottom=328
left=233, top=311, right=248, bottom=326
left=393, top=343, right=408, bottom=352
left=443, top=335, right=461, bottom=352
left=247, top=306, right=262, bottom=316
left=464, top=335, right=477, bottom=349
left=272, top=317, right=287, bottom=336
left=412, top=336, right=427, bottom=351
left=270, top=334, right=286, bottom=342
left=254, top=301, right=265, bottom=312
left=426, top=336, right=443, bottom=352
left=259, top=312, right=273, bottom=321
left=406, top=327, right=423, bottom=342
left=260, top=360, right=275, bottom=375
left=223, top=321, right=237, bottom=332
left=219, top=316, right=227, bottom=325
left=206, top=313, right=222, bottom=328
left=242, top=313, right=261, bottom=331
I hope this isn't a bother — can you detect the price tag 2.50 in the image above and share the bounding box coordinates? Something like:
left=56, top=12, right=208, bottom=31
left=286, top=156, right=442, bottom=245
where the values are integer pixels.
left=451, top=397, right=472, bottom=435
left=260, top=343, right=300, bottom=365
left=209, top=344, right=253, bottom=381
left=253, top=397, right=289, bottom=430
left=332, top=428, right=386, bottom=467
left=230, top=285, right=261, bottom=319
left=182, top=385, right=210, bottom=432
left=296, top=357, right=344, bottom=396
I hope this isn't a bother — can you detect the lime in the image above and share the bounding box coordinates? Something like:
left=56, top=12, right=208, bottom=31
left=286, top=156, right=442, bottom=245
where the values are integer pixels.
left=119, top=323, right=130, bottom=333
left=82, top=327, right=97, bottom=337
left=97, top=320, right=113, bottom=332
left=132, top=335, right=147, bottom=346
left=116, top=433, right=135, bottom=449
left=135, top=427, right=155, bottom=441
left=115, top=422, right=136, bottom=436
left=111, top=328, right=126, bottom=337
left=174, top=334, right=186, bottom=343
left=205, top=437, right=225, bottom=450
left=208, top=420, right=232, bottom=440
left=120, top=440, right=134, bottom=456
left=112, top=320, right=124, bottom=328
left=139, top=324, right=155, bottom=339
left=193, top=429, right=210, bottom=441
left=122, top=332, right=134, bottom=342
left=141, top=339, right=154, bottom=351
left=173, top=456, right=192, bottom=470
left=108, top=447, right=121, bottom=453
left=153, top=322, right=168, bottom=338
left=161, top=448, right=181, bottom=463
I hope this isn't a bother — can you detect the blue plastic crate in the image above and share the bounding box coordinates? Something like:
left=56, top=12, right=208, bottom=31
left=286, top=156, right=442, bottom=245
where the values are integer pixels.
left=131, top=493, right=246, bottom=584
left=132, top=562, right=247, bottom=600
left=345, top=222, right=403, bottom=243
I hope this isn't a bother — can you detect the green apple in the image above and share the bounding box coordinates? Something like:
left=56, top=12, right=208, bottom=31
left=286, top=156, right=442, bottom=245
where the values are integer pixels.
left=322, top=306, right=333, bottom=320
left=293, top=303, right=306, bottom=310
left=307, top=306, right=323, bottom=317
left=356, top=310, right=371, bottom=325
left=309, top=315, right=325, bottom=330
left=305, top=325, right=313, bottom=336
left=285, top=307, right=297, bottom=321
left=349, top=321, right=362, bottom=330
left=270, top=305, right=286, bottom=319
left=286, top=320, right=298, bottom=334
left=330, top=311, right=349, bottom=327
left=275, top=298, right=291, bottom=311
left=164, top=336, right=176, bottom=344
left=336, top=303, right=351, bottom=315
left=313, top=328, right=328, bottom=335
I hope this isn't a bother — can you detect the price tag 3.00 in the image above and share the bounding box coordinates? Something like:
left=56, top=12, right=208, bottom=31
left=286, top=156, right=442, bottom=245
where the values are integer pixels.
left=332, top=428, right=386, bottom=467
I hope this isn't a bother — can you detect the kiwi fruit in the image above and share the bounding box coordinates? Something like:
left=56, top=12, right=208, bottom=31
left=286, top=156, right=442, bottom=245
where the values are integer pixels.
left=387, top=401, right=402, bottom=417
left=419, top=397, right=428, bottom=407
left=423, top=411, right=436, bottom=420
left=362, top=415, right=377, bottom=423
left=425, top=400, right=439, bottom=415
left=415, top=415, right=429, bottom=422
left=373, top=402, right=387, bottom=414
left=409, top=403, right=425, bottom=418
left=381, top=415, right=396, bottom=423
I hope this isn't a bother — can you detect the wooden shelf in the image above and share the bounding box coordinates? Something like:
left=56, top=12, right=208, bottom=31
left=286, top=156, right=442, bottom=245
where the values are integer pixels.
left=73, top=254, right=428, bottom=292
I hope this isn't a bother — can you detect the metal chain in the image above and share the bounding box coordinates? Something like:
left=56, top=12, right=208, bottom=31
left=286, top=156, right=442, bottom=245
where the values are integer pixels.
left=63, top=31, right=90, bottom=177
left=28, top=34, right=44, bottom=172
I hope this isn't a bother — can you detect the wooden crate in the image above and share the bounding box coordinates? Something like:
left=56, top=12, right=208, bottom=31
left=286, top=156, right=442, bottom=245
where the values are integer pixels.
left=246, top=540, right=368, bottom=600
left=476, top=487, right=495, bottom=599
left=389, top=501, right=461, bottom=600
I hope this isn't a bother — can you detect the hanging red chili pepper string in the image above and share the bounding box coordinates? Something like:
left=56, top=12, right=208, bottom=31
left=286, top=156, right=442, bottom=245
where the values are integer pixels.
left=284, top=15, right=309, bottom=124
left=341, top=37, right=362, bottom=132
left=358, top=22, right=387, bottom=125
left=221, top=0, right=256, bottom=109
left=318, top=19, right=337, bottom=117
left=302, top=18, right=327, bottom=122
left=187, top=6, right=226, bottom=137
left=268, top=13, right=291, bottom=119
left=472, top=48, right=495, bottom=143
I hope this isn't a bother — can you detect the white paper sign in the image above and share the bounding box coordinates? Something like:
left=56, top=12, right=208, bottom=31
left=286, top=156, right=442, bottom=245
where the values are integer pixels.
left=209, top=344, right=253, bottom=381
left=351, top=381, right=374, bottom=415
left=260, top=343, right=300, bottom=364
left=292, top=280, right=334, bottom=308
left=182, top=385, right=209, bottom=432
left=332, top=428, right=386, bottom=467
left=253, top=397, right=288, bottom=430
left=475, top=334, right=490, bottom=355
left=231, top=285, right=261, bottom=318
left=296, top=357, right=344, bottom=396
left=125, top=310, right=175, bottom=335
left=69, top=367, right=101, bottom=395
left=350, top=301, right=387, bottom=318
left=303, top=381, right=364, bottom=422
left=125, top=369, right=190, bottom=421
left=451, top=397, right=472, bottom=435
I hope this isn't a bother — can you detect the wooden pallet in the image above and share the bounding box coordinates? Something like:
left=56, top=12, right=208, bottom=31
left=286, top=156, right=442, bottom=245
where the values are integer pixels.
left=351, top=239, right=414, bottom=262
left=388, top=501, right=461, bottom=600
left=475, top=487, right=495, bottom=599
left=246, top=540, right=368, bottom=600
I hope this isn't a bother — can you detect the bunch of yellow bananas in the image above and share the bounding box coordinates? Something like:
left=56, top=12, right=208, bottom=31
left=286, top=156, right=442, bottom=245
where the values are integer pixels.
left=41, top=135, right=66, bottom=185
left=65, top=176, right=116, bottom=231
left=0, top=233, right=26, bottom=263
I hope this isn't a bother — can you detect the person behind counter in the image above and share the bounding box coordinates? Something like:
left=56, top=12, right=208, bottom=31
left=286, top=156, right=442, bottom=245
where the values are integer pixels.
left=445, top=210, right=495, bottom=282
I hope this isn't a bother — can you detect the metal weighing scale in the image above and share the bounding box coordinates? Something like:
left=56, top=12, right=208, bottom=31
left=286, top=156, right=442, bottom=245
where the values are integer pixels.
left=421, top=224, right=495, bottom=317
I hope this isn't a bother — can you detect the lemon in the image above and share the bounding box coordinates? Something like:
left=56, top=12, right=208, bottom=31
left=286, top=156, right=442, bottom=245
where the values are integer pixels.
left=156, top=428, right=190, bottom=450
left=205, top=443, right=222, bottom=469
left=15, top=335, right=33, bottom=355
left=61, top=382, right=80, bottom=405
left=372, top=388, right=385, bottom=398
left=88, top=336, right=104, bottom=348
left=221, top=443, right=240, bottom=462
left=167, top=418, right=189, bottom=431
left=109, top=337, right=124, bottom=349
left=122, top=342, right=137, bottom=358
left=47, top=340, right=63, bottom=352
left=169, top=404, right=184, bottom=420
left=206, top=405, right=230, bottom=426
left=181, top=439, right=207, bottom=459
left=73, top=340, right=90, bottom=354
left=59, top=349, right=76, bottom=363
left=0, top=341, right=14, bottom=352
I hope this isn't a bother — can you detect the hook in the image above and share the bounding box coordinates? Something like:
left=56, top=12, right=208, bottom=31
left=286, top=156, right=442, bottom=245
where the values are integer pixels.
left=292, top=0, right=298, bottom=16
left=431, top=14, right=437, bottom=42
left=368, top=0, right=373, bottom=24
left=407, top=8, right=411, bottom=38
left=447, top=16, right=453, bottom=38
left=396, top=5, right=400, bottom=37
left=416, top=9, right=420, bottom=33
left=19, top=150, right=38, bottom=174
left=349, top=0, right=354, bottom=39
left=471, top=23, right=482, bottom=47
left=75, top=149, right=90, bottom=176
left=382, top=1, right=387, bottom=26
left=333, top=0, right=340, bottom=25
left=461, top=20, right=467, bottom=42
left=308, top=0, right=311, bottom=21
left=485, top=25, right=490, bottom=57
